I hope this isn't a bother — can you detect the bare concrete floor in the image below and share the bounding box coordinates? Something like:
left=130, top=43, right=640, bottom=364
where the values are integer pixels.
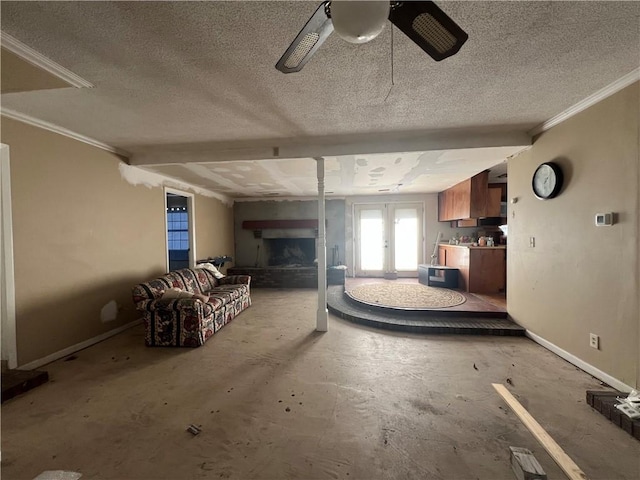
left=2, top=289, right=639, bottom=479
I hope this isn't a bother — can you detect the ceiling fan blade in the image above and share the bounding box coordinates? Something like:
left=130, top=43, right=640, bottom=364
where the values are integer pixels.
left=389, top=1, right=468, bottom=61
left=276, top=1, right=334, bottom=74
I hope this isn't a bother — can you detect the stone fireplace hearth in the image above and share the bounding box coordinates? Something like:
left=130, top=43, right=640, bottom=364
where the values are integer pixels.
left=227, top=265, right=318, bottom=288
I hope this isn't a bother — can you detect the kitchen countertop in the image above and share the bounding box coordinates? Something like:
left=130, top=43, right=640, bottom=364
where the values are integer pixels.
left=440, top=243, right=506, bottom=249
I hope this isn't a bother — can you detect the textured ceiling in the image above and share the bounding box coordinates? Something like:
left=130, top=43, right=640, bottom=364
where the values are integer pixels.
left=1, top=1, right=638, bottom=197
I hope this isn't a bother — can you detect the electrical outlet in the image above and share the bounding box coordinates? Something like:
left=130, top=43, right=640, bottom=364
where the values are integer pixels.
left=529, top=237, right=535, bottom=247
left=589, top=333, right=599, bottom=349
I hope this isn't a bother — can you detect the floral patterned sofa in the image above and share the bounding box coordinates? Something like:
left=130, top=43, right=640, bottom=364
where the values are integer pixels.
left=132, top=267, right=251, bottom=347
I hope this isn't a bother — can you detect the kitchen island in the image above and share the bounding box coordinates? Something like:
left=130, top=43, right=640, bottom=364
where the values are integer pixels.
left=438, top=244, right=506, bottom=294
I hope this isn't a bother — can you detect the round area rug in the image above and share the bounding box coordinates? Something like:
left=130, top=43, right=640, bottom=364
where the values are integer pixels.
left=347, top=283, right=466, bottom=309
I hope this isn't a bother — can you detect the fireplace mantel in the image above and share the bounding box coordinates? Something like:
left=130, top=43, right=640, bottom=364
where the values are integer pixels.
left=242, top=220, right=318, bottom=230
left=243, top=219, right=320, bottom=239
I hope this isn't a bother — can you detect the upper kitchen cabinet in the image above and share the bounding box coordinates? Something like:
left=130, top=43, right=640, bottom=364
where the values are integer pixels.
left=438, top=171, right=501, bottom=221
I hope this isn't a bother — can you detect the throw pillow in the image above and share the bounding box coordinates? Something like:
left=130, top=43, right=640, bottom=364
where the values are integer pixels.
left=195, top=262, right=225, bottom=279
left=162, top=288, right=209, bottom=302
left=162, top=288, right=193, bottom=299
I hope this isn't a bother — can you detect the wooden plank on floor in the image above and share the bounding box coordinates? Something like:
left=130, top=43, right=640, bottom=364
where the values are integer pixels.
left=492, top=383, right=588, bottom=480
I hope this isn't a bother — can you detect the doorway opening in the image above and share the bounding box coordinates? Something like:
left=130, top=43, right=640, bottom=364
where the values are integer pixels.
left=165, top=188, right=196, bottom=272
left=354, top=202, right=424, bottom=277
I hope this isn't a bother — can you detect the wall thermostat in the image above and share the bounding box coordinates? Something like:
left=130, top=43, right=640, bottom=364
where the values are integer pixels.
left=595, top=213, right=614, bottom=226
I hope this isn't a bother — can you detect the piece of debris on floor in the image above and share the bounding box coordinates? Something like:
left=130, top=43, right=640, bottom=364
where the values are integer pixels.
left=473, top=363, right=478, bottom=370
left=186, top=424, right=202, bottom=436
left=586, top=389, right=640, bottom=440
left=285, top=407, right=291, bottom=412
left=1, top=369, right=49, bottom=403
left=33, top=471, right=82, bottom=480
left=506, top=378, right=514, bottom=386
left=494, top=384, right=586, bottom=479
left=615, top=389, right=640, bottom=420
left=509, top=446, right=547, bottom=480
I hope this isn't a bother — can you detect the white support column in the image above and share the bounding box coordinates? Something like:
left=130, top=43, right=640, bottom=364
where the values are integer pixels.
left=316, top=158, right=328, bottom=332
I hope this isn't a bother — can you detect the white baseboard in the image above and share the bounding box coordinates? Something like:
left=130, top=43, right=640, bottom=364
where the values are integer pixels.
left=18, top=319, right=142, bottom=371
left=526, top=330, right=634, bottom=393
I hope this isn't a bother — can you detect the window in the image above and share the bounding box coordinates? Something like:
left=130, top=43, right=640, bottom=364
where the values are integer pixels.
left=167, top=208, right=189, bottom=250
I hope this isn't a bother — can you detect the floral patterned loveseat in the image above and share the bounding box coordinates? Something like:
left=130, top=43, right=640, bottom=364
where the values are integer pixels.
left=132, top=267, right=251, bottom=347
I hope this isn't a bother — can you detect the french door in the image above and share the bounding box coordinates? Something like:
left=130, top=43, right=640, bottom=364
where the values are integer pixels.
left=354, top=203, right=424, bottom=277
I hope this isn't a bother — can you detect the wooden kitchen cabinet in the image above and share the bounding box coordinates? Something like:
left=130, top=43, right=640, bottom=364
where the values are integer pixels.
left=438, top=171, right=499, bottom=221
left=438, top=244, right=506, bottom=294
left=455, top=218, right=480, bottom=227
left=439, top=245, right=470, bottom=290
left=449, top=187, right=502, bottom=226
left=488, top=182, right=508, bottom=202
left=487, top=186, right=501, bottom=217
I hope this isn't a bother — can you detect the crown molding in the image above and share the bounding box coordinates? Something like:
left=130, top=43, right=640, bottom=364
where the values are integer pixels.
left=1, top=108, right=129, bottom=157
left=529, top=68, right=640, bottom=137
left=1, top=31, right=94, bottom=89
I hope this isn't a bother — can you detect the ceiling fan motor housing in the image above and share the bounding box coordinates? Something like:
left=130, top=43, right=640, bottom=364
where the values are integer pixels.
left=276, top=0, right=468, bottom=73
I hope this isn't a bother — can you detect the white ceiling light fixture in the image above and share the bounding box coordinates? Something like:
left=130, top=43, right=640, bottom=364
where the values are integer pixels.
left=331, top=1, right=390, bottom=44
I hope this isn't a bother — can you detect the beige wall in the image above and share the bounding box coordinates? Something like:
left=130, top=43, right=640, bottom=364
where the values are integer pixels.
left=195, top=194, right=234, bottom=272
left=507, top=82, right=639, bottom=389
left=1, top=117, right=233, bottom=365
left=1, top=48, right=71, bottom=94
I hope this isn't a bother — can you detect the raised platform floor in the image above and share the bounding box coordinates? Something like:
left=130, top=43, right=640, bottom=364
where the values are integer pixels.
left=329, top=278, right=523, bottom=336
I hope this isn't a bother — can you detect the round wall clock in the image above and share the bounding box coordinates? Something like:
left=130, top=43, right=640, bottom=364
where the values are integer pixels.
left=532, top=162, right=563, bottom=199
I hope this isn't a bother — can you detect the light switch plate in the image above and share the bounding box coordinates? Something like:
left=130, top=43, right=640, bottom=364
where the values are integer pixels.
left=595, top=213, right=614, bottom=226
left=529, top=237, right=535, bottom=247
left=589, top=333, right=599, bottom=349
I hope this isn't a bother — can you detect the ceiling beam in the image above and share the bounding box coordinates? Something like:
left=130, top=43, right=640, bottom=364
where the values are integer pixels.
left=129, top=128, right=531, bottom=166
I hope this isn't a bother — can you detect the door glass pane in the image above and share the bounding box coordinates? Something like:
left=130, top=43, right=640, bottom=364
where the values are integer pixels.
left=394, top=208, right=418, bottom=270
left=360, top=209, right=384, bottom=271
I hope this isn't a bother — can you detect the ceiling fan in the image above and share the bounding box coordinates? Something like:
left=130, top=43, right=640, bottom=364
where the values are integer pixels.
left=276, top=1, right=468, bottom=74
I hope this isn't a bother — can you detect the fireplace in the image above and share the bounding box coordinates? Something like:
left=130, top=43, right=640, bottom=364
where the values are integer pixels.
left=230, top=218, right=320, bottom=287
left=264, top=238, right=316, bottom=267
